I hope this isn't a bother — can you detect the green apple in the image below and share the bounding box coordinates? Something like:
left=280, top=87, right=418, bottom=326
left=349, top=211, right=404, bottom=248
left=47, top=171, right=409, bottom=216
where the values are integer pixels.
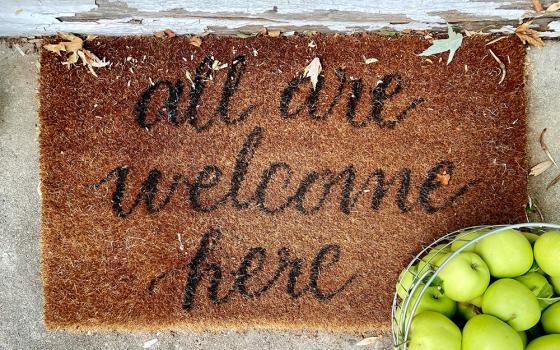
left=451, top=228, right=491, bottom=252
left=403, top=285, right=457, bottom=319
left=542, top=301, right=560, bottom=334
left=397, top=265, right=418, bottom=299
left=457, top=302, right=481, bottom=321
left=534, top=231, right=560, bottom=276
left=550, top=276, right=560, bottom=295
left=475, top=228, right=533, bottom=277
left=524, top=232, right=541, bottom=244
left=469, top=295, right=483, bottom=307
left=438, top=252, right=490, bottom=302
left=519, top=331, right=528, bottom=347
left=462, top=314, right=524, bottom=350
left=482, top=278, right=541, bottom=331
left=516, top=272, right=554, bottom=298
left=417, top=244, right=451, bottom=273
left=526, top=335, right=560, bottom=350
left=408, top=311, right=461, bottom=350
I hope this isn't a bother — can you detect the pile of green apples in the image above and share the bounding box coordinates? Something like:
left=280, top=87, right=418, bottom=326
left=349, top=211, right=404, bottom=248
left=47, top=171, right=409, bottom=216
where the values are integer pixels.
left=396, top=228, right=560, bottom=350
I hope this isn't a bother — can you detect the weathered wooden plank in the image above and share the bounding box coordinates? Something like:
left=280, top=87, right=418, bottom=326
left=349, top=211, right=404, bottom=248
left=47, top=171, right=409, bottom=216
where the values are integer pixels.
left=1, top=0, right=560, bottom=36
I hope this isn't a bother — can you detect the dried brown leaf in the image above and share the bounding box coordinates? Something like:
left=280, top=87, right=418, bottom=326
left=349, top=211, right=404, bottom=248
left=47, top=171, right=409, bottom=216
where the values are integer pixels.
left=43, top=43, right=65, bottom=55
left=154, top=29, right=177, bottom=38
left=85, top=34, right=98, bottom=41
left=65, top=51, right=79, bottom=65
left=57, top=32, right=81, bottom=43
left=529, top=160, right=553, bottom=176
left=268, top=30, right=281, bottom=37
left=303, top=57, right=322, bottom=90
left=356, top=337, right=379, bottom=346
left=436, top=172, right=450, bottom=186
left=43, top=32, right=109, bottom=76
left=515, top=21, right=544, bottom=48
left=189, top=36, right=202, bottom=47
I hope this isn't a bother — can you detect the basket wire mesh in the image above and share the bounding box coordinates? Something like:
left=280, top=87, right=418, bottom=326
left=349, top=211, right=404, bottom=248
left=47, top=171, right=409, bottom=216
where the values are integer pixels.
left=391, top=222, right=560, bottom=350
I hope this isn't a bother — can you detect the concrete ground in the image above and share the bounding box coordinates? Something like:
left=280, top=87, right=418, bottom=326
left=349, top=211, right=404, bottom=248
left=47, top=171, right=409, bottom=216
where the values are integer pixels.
left=0, top=40, right=558, bottom=350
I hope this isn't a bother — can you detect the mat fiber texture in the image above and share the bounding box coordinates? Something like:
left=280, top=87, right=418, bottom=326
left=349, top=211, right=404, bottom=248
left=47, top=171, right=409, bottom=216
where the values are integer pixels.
left=39, top=34, right=527, bottom=331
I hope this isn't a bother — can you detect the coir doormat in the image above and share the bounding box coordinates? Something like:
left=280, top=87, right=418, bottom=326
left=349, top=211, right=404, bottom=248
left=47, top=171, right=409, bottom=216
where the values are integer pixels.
left=39, top=34, right=527, bottom=331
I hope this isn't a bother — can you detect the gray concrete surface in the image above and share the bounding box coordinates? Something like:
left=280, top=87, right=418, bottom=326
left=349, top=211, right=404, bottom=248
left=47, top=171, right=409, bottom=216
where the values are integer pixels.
left=526, top=44, right=560, bottom=224
left=0, top=41, right=559, bottom=350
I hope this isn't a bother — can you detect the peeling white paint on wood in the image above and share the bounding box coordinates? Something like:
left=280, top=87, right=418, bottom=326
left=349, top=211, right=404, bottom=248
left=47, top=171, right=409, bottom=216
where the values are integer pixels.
left=1, top=0, right=560, bottom=36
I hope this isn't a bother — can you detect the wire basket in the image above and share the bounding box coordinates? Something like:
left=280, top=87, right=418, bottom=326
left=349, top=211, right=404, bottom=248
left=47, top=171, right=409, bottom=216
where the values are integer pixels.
left=391, top=222, right=560, bottom=350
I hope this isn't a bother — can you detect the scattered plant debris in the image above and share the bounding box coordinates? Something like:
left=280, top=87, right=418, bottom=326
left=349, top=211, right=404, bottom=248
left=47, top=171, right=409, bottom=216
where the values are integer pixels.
left=515, top=21, right=544, bottom=48
left=546, top=2, right=560, bottom=12
left=526, top=195, right=545, bottom=222
left=539, top=128, right=558, bottom=168
left=530, top=160, right=553, bottom=176
left=356, top=336, right=379, bottom=346
left=363, top=56, right=378, bottom=64
left=303, top=57, right=322, bottom=90
left=547, top=173, right=560, bottom=190
left=485, top=36, right=508, bottom=46
left=142, top=338, right=158, bottom=349
left=435, top=170, right=451, bottom=186
left=154, top=28, right=176, bottom=38
left=189, top=36, right=202, bottom=47
left=418, top=25, right=463, bottom=64
left=43, top=33, right=109, bottom=77
left=488, top=49, right=506, bottom=84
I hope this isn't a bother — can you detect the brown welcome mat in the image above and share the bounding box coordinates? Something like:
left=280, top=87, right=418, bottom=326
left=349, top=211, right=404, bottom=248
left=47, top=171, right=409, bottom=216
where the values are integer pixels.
left=39, top=34, right=527, bottom=331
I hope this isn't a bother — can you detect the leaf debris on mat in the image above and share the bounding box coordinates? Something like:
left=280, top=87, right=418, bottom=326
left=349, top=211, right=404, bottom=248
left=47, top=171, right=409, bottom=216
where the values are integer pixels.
left=363, top=56, right=378, bottom=64
left=515, top=21, right=544, bottom=48
left=189, top=36, right=202, bottom=47
left=154, top=28, right=176, bottom=38
left=303, top=57, right=322, bottom=90
left=43, top=33, right=109, bottom=77
left=418, top=24, right=463, bottom=64
left=435, top=170, right=451, bottom=186
left=488, top=49, right=506, bottom=84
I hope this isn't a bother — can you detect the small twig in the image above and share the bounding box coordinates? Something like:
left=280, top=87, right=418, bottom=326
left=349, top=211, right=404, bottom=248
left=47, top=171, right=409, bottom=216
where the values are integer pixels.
left=488, top=49, right=506, bottom=85
left=547, top=173, right=560, bottom=190
left=486, top=36, right=508, bottom=46
left=539, top=128, right=559, bottom=168
left=526, top=195, right=545, bottom=222
left=534, top=201, right=545, bottom=221
left=532, top=0, right=544, bottom=12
